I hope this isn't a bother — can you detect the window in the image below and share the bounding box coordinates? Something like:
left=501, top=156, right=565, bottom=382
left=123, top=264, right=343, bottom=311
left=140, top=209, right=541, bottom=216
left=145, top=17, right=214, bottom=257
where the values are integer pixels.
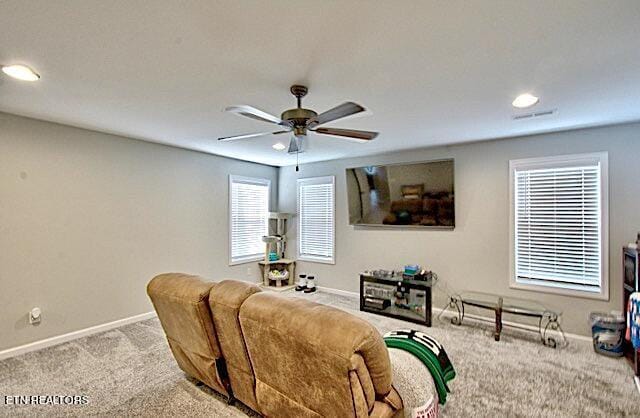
left=298, top=176, right=335, bottom=264
left=229, top=175, right=270, bottom=264
left=510, top=153, right=608, bottom=299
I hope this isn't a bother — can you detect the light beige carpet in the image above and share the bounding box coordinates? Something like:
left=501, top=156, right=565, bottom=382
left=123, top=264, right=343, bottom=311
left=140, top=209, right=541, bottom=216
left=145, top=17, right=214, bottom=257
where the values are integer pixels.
left=0, top=290, right=637, bottom=417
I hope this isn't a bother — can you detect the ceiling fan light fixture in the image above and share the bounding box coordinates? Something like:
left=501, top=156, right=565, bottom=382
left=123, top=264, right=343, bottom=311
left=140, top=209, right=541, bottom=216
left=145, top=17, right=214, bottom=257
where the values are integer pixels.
left=272, top=142, right=286, bottom=151
left=1, top=64, right=40, bottom=81
left=288, top=136, right=305, bottom=154
left=512, top=93, right=539, bottom=109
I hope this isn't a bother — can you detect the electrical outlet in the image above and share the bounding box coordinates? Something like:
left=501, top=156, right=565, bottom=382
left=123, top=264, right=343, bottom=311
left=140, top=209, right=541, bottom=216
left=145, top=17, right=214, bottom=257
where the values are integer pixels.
left=246, top=267, right=252, bottom=276
left=29, top=307, right=41, bottom=325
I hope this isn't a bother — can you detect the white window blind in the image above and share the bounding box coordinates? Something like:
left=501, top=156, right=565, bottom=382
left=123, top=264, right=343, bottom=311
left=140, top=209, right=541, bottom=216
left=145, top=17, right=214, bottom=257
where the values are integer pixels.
left=510, top=153, right=608, bottom=296
left=298, top=176, right=335, bottom=264
left=229, top=175, right=270, bottom=264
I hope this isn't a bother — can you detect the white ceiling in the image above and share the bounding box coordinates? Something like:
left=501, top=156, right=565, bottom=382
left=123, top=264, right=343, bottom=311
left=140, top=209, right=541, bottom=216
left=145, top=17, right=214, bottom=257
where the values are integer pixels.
left=1, top=1, right=640, bottom=167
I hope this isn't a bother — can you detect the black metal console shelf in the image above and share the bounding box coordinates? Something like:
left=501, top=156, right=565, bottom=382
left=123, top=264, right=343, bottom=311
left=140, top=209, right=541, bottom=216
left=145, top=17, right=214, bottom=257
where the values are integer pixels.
left=359, top=273, right=433, bottom=326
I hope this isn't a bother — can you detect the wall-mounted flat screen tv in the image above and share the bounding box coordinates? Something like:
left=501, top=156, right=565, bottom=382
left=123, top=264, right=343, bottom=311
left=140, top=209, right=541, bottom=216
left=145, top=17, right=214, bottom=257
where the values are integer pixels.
left=346, top=159, right=454, bottom=228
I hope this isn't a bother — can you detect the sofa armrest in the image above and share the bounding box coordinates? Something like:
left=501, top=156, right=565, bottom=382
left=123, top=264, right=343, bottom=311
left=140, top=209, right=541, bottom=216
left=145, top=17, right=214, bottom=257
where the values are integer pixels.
left=353, top=330, right=394, bottom=397
left=370, top=387, right=403, bottom=418
left=350, top=352, right=403, bottom=417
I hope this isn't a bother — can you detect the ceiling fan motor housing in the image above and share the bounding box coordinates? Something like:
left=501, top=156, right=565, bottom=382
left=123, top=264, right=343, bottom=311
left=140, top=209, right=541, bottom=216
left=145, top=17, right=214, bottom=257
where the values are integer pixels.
left=281, top=108, right=317, bottom=135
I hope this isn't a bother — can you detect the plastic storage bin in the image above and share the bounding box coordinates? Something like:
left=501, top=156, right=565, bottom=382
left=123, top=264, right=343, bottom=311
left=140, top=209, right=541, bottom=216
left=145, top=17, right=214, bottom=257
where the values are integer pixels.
left=590, top=312, right=625, bottom=357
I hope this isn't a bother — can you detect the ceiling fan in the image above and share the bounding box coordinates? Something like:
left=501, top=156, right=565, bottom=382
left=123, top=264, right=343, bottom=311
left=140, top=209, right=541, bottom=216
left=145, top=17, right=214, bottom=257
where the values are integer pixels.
left=218, top=85, right=378, bottom=167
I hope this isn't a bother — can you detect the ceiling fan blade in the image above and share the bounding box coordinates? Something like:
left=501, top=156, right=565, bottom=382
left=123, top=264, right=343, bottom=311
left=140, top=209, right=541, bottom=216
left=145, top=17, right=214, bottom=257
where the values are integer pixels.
left=313, top=127, right=378, bottom=141
left=218, top=130, right=289, bottom=141
left=307, top=102, right=365, bottom=127
left=225, top=105, right=292, bottom=127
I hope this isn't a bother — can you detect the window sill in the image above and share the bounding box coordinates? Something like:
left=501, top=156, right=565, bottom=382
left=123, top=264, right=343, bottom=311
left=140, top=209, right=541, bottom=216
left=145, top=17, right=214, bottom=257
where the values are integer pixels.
left=229, top=255, right=263, bottom=266
left=298, top=255, right=335, bottom=265
left=509, top=281, right=609, bottom=301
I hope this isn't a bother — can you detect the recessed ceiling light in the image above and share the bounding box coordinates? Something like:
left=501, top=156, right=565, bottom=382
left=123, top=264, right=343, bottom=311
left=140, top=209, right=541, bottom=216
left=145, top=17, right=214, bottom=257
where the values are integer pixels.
left=512, top=93, right=539, bottom=109
left=1, top=64, right=40, bottom=81
left=272, top=142, right=286, bottom=151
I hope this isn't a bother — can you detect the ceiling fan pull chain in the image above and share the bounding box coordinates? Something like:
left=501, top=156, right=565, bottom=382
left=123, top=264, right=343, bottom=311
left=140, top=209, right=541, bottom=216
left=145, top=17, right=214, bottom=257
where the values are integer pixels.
left=296, top=149, right=300, bottom=172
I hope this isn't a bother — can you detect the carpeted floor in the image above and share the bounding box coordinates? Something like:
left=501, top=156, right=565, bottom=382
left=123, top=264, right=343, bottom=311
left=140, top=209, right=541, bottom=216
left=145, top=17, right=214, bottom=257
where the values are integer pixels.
left=0, top=290, right=637, bottom=417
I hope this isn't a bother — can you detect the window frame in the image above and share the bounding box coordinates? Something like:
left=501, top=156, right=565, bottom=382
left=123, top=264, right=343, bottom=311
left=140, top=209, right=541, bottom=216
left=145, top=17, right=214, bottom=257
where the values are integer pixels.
left=228, top=175, right=271, bottom=266
left=297, top=175, right=336, bottom=264
left=508, top=152, right=609, bottom=300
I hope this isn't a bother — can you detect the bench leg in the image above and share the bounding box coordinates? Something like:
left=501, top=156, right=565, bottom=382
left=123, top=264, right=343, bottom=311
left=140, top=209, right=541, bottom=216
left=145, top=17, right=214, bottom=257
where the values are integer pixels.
left=540, top=311, right=565, bottom=348
left=494, top=297, right=503, bottom=341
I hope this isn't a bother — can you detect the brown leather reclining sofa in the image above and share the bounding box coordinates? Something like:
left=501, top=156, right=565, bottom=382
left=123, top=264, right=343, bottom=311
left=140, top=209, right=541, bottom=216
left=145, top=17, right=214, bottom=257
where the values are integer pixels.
left=147, top=273, right=403, bottom=417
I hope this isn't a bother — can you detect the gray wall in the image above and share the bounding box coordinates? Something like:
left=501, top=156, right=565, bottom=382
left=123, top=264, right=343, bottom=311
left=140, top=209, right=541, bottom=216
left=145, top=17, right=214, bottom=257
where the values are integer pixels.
left=2, top=111, right=639, bottom=348
left=278, top=123, right=640, bottom=336
left=0, top=112, right=278, bottom=351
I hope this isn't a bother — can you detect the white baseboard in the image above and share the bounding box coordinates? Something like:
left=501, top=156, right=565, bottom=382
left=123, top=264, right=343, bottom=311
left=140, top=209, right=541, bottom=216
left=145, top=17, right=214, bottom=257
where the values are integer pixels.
left=317, top=286, right=359, bottom=298
left=256, top=281, right=356, bottom=296
left=316, top=285, right=592, bottom=343
left=0, top=311, right=157, bottom=361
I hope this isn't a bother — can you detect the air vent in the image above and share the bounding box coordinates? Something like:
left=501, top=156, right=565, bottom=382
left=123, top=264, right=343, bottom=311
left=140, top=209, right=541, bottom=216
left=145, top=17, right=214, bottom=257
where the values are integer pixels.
left=512, top=109, right=557, bottom=120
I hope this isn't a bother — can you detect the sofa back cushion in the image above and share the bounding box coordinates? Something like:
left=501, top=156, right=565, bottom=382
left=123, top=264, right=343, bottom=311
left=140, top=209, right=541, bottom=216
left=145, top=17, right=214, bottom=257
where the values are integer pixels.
left=239, top=292, right=393, bottom=417
left=147, top=273, right=227, bottom=396
left=209, top=280, right=262, bottom=410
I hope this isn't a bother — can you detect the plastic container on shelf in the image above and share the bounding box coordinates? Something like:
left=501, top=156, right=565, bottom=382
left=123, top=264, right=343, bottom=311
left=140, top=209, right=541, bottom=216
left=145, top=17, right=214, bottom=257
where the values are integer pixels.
left=590, top=311, right=626, bottom=357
